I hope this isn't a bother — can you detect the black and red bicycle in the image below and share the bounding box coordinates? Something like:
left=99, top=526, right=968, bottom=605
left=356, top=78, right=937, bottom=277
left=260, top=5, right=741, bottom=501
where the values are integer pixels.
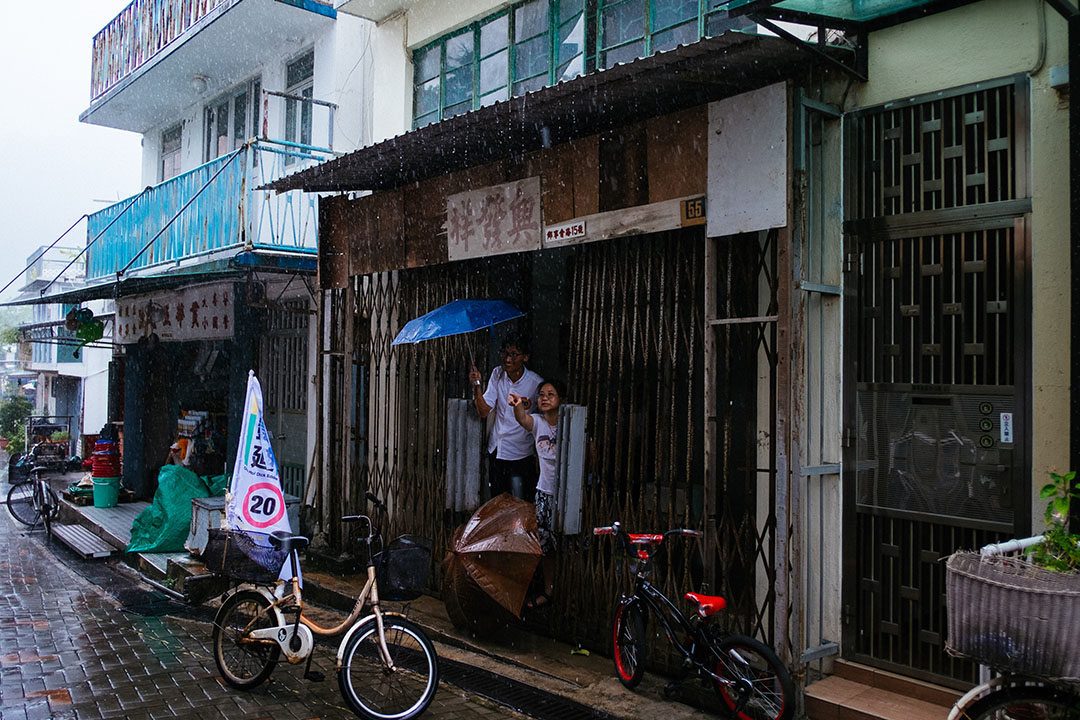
left=594, top=522, right=794, bottom=720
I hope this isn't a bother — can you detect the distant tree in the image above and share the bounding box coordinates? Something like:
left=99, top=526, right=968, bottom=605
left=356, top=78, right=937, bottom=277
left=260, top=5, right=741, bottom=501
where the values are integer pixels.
left=0, top=395, right=32, bottom=450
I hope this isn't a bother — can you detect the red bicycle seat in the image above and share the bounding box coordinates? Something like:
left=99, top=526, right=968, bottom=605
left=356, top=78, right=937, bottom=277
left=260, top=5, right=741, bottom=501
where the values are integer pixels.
left=685, top=592, right=726, bottom=618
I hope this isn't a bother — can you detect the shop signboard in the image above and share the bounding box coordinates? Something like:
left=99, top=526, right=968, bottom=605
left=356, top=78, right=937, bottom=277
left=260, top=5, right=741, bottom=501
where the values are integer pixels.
left=446, top=177, right=542, bottom=261
left=116, top=283, right=234, bottom=343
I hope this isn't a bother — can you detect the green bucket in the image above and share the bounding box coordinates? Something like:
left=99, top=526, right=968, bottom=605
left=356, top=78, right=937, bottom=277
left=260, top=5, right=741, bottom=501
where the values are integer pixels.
left=92, top=477, right=120, bottom=508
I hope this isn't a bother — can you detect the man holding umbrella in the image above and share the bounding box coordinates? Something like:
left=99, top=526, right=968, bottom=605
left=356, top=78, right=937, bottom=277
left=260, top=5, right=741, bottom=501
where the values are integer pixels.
left=469, top=337, right=543, bottom=502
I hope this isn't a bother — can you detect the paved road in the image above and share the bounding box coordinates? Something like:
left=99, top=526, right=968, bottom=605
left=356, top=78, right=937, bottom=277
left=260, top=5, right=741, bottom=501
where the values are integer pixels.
left=0, top=500, right=525, bottom=720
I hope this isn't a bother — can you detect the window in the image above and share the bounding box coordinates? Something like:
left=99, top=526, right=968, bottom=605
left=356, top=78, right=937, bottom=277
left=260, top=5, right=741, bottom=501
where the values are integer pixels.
left=412, top=0, right=749, bottom=126
left=412, top=0, right=585, bottom=128
left=161, top=124, right=182, bottom=181
left=204, top=78, right=262, bottom=162
left=284, top=51, right=314, bottom=165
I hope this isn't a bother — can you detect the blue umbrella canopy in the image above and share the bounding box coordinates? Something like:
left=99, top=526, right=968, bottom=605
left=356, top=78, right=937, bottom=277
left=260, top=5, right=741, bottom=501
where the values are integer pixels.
left=391, top=299, right=525, bottom=345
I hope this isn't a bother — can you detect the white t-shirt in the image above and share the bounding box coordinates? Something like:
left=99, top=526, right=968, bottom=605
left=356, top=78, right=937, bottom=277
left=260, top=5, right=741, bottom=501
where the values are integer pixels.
left=482, top=366, right=543, bottom=460
left=532, top=415, right=558, bottom=495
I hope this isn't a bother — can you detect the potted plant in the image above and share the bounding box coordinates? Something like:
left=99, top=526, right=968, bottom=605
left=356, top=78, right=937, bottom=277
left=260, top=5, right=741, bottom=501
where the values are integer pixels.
left=945, top=471, right=1080, bottom=681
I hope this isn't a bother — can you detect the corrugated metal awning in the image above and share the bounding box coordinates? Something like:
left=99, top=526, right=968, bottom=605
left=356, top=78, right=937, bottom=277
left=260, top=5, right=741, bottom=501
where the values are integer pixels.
left=267, top=32, right=824, bottom=194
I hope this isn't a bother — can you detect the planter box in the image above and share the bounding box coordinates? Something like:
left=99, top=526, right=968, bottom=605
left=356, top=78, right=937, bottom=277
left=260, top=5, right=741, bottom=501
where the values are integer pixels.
left=946, top=551, right=1080, bottom=681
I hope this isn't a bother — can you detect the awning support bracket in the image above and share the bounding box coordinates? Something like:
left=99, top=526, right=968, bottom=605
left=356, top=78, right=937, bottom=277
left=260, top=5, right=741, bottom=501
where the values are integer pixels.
left=750, top=15, right=868, bottom=82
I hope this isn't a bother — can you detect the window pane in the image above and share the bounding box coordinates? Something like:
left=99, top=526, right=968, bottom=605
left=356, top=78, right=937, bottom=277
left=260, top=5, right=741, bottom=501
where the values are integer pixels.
left=653, top=0, right=698, bottom=31
left=556, top=53, right=584, bottom=83
left=416, top=44, right=440, bottom=82
left=444, top=65, right=473, bottom=106
left=514, top=0, right=548, bottom=40
left=444, top=99, right=472, bottom=118
left=651, top=20, right=698, bottom=52
left=251, top=80, right=261, bottom=137
left=705, top=10, right=743, bottom=36
left=446, top=32, right=474, bottom=69
left=415, top=110, right=439, bottom=127
left=560, top=0, right=584, bottom=24
left=514, top=34, right=549, bottom=82
left=287, top=51, right=314, bottom=88
left=480, top=87, right=508, bottom=106
left=301, top=87, right=312, bottom=146
left=480, top=15, right=508, bottom=57
left=480, top=50, right=508, bottom=94
left=601, top=39, right=644, bottom=68
left=414, top=77, right=440, bottom=116
left=601, top=0, right=645, bottom=48
left=512, top=74, right=546, bottom=96
left=233, top=90, right=248, bottom=147
left=558, top=14, right=585, bottom=66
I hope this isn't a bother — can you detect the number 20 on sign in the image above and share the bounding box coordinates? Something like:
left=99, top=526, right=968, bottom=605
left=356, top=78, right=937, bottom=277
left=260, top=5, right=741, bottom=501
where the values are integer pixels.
left=242, top=482, right=286, bottom=529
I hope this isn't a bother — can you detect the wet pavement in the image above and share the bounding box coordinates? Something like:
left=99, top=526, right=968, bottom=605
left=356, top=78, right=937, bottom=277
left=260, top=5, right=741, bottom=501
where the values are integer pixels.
left=0, top=505, right=527, bottom=720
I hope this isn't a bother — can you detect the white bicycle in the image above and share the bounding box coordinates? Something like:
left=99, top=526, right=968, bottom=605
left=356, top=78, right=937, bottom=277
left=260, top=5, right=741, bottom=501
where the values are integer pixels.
left=208, top=493, right=438, bottom=720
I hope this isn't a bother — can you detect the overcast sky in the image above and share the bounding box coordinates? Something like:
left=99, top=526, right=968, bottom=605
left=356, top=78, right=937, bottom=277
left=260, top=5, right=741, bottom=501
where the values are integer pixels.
left=0, top=1, right=142, bottom=300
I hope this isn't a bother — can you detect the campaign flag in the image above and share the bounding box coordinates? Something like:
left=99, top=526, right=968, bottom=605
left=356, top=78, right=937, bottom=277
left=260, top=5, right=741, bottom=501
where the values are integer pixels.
left=226, top=370, right=297, bottom=582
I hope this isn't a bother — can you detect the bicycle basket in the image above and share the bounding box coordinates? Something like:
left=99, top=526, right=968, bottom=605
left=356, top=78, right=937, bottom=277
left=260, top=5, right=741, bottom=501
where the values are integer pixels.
left=946, top=551, right=1080, bottom=682
left=373, top=535, right=432, bottom=601
left=203, top=529, right=291, bottom=585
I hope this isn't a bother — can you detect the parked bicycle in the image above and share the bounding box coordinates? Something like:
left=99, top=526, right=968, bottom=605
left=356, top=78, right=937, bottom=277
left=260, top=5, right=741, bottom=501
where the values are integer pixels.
left=593, top=522, right=794, bottom=720
left=6, top=466, right=58, bottom=533
left=209, top=492, right=439, bottom=720
left=947, top=536, right=1080, bottom=719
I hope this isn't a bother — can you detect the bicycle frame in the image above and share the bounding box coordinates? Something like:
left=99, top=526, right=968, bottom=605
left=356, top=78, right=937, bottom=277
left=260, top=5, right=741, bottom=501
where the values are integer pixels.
left=224, top=516, right=398, bottom=669
left=626, top=563, right=732, bottom=688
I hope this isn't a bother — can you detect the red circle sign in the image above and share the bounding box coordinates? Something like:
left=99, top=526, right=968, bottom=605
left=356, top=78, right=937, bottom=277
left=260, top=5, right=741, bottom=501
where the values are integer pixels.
left=242, top=482, right=286, bottom=529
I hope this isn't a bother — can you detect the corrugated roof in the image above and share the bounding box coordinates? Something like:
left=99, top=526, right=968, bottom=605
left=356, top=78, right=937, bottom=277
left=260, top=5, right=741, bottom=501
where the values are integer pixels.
left=267, top=32, right=822, bottom=194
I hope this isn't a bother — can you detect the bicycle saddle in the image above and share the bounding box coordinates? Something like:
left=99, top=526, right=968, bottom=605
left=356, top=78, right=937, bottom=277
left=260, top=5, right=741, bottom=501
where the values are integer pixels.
left=685, top=592, right=726, bottom=618
left=268, top=530, right=310, bottom=554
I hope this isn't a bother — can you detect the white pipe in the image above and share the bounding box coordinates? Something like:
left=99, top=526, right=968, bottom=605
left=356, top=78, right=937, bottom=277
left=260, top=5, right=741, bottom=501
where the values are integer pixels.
left=979, top=535, right=1045, bottom=557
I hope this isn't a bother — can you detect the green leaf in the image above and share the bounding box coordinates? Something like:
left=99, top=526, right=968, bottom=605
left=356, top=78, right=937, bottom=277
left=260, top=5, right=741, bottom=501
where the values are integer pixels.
left=1040, top=483, right=1058, bottom=500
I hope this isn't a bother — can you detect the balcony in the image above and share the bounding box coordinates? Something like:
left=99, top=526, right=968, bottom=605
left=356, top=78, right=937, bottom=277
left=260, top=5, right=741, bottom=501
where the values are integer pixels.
left=86, top=140, right=332, bottom=281
left=83, top=0, right=335, bottom=132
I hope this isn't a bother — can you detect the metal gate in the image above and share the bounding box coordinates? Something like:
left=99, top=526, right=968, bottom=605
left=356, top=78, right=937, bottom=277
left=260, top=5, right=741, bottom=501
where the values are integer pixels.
left=315, top=229, right=785, bottom=657
left=260, top=298, right=310, bottom=499
left=843, top=76, right=1031, bottom=685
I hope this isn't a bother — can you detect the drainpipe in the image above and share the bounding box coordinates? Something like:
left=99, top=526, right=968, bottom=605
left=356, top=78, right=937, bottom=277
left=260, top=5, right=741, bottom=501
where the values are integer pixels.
left=1071, top=12, right=1080, bottom=532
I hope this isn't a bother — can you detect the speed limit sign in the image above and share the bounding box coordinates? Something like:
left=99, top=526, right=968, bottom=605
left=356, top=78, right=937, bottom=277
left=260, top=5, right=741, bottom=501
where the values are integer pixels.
left=241, top=482, right=286, bottom=529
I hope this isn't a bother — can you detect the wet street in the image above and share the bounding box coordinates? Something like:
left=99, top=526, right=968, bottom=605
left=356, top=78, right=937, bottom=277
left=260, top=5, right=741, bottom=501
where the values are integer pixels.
left=0, top=508, right=525, bottom=720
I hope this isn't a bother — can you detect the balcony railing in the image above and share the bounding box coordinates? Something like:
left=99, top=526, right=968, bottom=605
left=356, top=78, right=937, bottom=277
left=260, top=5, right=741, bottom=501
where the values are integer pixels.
left=86, top=140, right=332, bottom=281
left=91, top=0, right=334, bottom=100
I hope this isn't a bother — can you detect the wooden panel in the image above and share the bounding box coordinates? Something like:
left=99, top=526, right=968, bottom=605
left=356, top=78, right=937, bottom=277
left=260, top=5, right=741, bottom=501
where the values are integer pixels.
left=647, top=105, right=707, bottom=203
left=598, top=122, right=649, bottom=212
left=530, top=135, right=600, bottom=225
left=403, top=177, right=451, bottom=269
left=318, top=195, right=352, bottom=288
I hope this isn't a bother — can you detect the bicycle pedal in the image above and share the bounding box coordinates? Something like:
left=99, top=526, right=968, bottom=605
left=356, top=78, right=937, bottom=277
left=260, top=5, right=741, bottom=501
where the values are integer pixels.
left=304, top=670, right=325, bottom=682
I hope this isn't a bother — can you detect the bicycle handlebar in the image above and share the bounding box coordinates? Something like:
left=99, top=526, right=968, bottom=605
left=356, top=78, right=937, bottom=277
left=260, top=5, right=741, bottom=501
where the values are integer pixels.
left=592, top=522, right=703, bottom=546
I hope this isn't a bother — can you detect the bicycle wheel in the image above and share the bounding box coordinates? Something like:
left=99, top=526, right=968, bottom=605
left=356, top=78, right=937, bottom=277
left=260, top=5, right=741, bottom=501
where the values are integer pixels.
left=7, top=481, right=38, bottom=526
left=612, top=598, right=647, bottom=689
left=712, top=634, right=794, bottom=720
left=212, top=590, right=280, bottom=689
left=962, top=684, right=1080, bottom=719
left=337, top=615, right=439, bottom=720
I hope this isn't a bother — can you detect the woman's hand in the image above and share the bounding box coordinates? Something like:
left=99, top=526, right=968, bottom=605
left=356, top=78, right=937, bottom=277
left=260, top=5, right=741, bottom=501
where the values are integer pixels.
left=508, top=393, right=531, bottom=409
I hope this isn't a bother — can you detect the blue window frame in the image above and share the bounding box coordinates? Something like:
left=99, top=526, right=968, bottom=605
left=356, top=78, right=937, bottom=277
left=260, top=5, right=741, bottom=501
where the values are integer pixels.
left=414, top=0, right=745, bottom=127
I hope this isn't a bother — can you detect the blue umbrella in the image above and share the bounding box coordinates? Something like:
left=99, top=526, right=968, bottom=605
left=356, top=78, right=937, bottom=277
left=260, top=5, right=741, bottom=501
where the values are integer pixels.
left=391, top=299, right=525, bottom=347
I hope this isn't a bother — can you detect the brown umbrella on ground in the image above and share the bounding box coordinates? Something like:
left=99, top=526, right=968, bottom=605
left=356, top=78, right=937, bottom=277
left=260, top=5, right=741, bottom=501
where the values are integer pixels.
left=443, top=493, right=543, bottom=634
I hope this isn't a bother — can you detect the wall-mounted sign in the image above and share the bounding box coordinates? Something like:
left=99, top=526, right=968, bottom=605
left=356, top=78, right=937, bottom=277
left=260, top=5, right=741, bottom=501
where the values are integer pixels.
left=681, top=196, right=706, bottom=226
left=446, top=177, right=542, bottom=261
left=117, top=283, right=234, bottom=343
left=544, top=220, right=587, bottom=247
left=1000, top=412, right=1013, bottom=444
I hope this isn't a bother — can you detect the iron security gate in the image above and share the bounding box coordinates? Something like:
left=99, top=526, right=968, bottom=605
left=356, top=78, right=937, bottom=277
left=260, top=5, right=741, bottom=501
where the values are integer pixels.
left=843, top=76, right=1031, bottom=685
left=260, top=298, right=310, bottom=499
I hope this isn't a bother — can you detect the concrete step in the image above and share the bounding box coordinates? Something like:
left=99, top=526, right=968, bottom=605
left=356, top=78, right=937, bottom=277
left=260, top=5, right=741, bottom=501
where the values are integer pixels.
left=805, top=661, right=960, bottom=720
